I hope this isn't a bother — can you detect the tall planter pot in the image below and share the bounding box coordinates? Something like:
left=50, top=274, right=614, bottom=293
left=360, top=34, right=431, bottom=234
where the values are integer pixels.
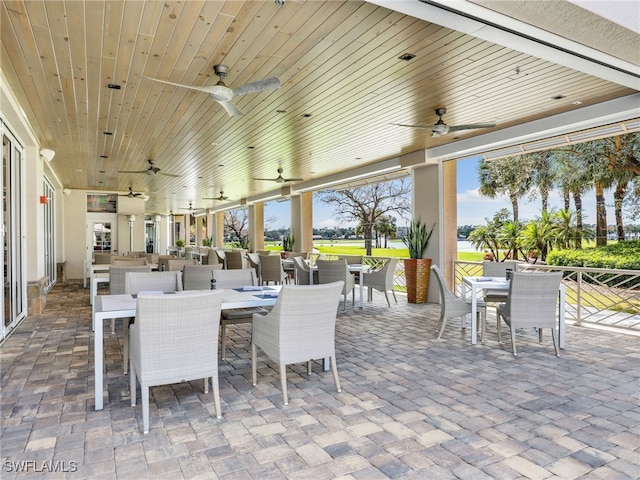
left=404, top=258, right=432, bottom=304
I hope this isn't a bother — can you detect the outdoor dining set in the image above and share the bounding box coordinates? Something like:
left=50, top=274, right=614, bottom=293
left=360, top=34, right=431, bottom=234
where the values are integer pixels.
left=89, top=249, right=401, bottom=433
left=89, top=250, right=566, bottom=434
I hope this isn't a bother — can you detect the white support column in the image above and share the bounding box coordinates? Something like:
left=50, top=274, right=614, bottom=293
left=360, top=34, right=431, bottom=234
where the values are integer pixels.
left=412, top=163, right=442, bottom=302
left=290, top=195, right=302, bottom=252
left=248, top=203, right=264, bottom=252
left=214, top=212, right=225, bottom=248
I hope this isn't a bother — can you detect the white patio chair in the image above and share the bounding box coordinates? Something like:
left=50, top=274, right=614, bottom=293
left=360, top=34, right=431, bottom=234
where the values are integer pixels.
left=497, top=272, right=563, bottom=356
left=292, top=256, right=318, bottom=285
left=129, top=290, right=225, bottom=433
left=212, top=268, right=266, bottom=359
left=251, top=281, right=344, bottom=405
left=482, top=260, right=519, bottom=305
left=107, top=264, right=152, bottom=337
left=316, top=259, right=355, bottom=311
left=121, top=271, right=184, bottom=373
left=259, top=254, right=288, bottom=285
left=362, top=257, right=398, bottom=306
left=182, top=264, right=223, bottom=290
left=431, top=265, right=487, bottom=341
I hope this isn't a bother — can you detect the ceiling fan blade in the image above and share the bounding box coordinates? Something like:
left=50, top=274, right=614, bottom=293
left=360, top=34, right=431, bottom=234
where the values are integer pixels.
left=218, top=100, right=244, bottom=116
left=232, top=77, right=281, bottom=97
left=448, top=122, right=496, bottom=132
left=283, top=177, right=304, bottom=182
left=118, top=169, right=148, bottom=174
left=158, top=172, right=180, bottom=178
left=142, top=76, right=219, bottom=95
left=252, top=177, right=278, bottom=182
left=391, top=123, right=434, bottom=130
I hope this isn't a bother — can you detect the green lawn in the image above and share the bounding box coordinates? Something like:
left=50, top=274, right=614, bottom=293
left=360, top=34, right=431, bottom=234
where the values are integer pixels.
left=262, top=241, right=485, bottom=261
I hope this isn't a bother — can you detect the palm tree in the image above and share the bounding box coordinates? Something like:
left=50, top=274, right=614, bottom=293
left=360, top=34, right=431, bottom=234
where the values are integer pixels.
left=375, top=215, right=397, bottom=248
left=478, top=156, right=534, bottom=222
left=468, top=209, right=511, bottom=261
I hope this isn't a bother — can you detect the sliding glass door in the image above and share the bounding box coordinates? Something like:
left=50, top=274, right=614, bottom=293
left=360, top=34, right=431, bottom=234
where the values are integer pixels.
left=2, top=124, right=26, bottom=341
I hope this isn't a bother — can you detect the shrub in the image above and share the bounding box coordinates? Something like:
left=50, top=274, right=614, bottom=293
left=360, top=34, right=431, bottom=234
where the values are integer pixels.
left=547, top=240, right=640, bottom=288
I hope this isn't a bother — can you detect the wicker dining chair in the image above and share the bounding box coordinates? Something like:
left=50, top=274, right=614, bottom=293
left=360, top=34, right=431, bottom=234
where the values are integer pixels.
left=121, top=271, right=184, bottom=374
left=316, top=259, right=355, bottom=311
left=482, top=260, right=519, bottom=305
left=431, top=265, right=487, bottom=341
left=246, top=253, right=261, bottom=282
left=182, top=264, right=224, bottom=290
left=212, top=268, right=266, bottom=360
left=107, top=265, right=152, bottom=339
left=225, top=250, right=245, bottom=269
left=166, top=258, right=198, bottom=271
left=251, top=281, right=344, bottom=405
left=129, top=290, right=225, bottom=433
left=497, top=271, right=563, bottom=356
left=292, top=256, right=318, bottom=285
left=362, top=257, right=398, bottom=307
left=258, top=254, right=288, bottom=285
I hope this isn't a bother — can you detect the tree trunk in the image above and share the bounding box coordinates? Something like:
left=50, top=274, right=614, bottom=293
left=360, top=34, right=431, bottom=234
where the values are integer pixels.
left=614, top=181, right=627, bottom=241
left=595, top=182, right=607, bottom=246
left=363, top=225, right=373, bottom=256
left=510, top=195, right=519, bottom=223
left=573, top=191, right=583, bottom=249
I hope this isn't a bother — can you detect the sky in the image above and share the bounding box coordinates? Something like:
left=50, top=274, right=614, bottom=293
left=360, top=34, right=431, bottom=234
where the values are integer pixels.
left=263, top=156, right=622, bottom=230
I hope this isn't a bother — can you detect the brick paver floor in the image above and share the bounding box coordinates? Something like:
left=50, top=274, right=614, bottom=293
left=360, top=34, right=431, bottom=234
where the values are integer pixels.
left=1, top=280, right=638, bottom=479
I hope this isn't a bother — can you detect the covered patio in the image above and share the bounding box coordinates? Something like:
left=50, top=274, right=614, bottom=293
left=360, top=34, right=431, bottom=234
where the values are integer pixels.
left=1, top=280, right=638, bottom=479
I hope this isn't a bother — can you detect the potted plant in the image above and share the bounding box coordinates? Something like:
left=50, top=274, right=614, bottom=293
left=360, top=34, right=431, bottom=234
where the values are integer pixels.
left=281, top=233, right=295, bottom=258
left=402, top=219, right=435, bottom=303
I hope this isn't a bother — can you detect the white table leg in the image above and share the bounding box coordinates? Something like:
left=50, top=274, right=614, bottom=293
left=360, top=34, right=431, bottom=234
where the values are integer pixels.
left=559, top=285, right=566, bottom=349
left=470, top=286, right=478, bottom=345
left=94, top=313, right=104, bottom=410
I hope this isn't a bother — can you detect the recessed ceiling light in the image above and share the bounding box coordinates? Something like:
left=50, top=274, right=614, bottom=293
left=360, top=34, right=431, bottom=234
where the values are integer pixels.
left=277, top=109, right=286, bottom=114
left=572, top=100, right=583, bottom=105
left=103, top=131, right=113, bottom=135
left=248, top=146, right=255, bottom=149
left=551, top=95, right=565, bottom=100
left=99, top=170, right=105, bottom=173
left=100, top=155, right=108, bottom=158
left=301, top=113, right=312, bottom=118
left=398, top=53, right=416, bottom=61
left=107, top=84, right=121, bottom=89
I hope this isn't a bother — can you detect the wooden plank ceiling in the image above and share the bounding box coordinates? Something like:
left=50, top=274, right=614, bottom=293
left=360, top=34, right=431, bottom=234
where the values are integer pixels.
left=1, top=0, right=636, bottom=214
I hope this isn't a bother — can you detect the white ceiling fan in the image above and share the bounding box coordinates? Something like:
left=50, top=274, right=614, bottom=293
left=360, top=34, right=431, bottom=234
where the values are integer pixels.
left=202, top=190, right=229, bottom=201
left=393, top=108, right=496, bottom=137
left=118, top=159, right=180, bottom=177
left=253, top=167, right=303, bottom=184
left=118, top=187, right=144, bottom=198
left=143, top=64, right=281, bottom=117
left=180, top=201, right=206, bottom=215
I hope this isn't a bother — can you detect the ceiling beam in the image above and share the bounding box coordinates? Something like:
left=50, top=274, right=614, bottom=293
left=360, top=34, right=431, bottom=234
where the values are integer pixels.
left=367, top=0, right=640, bottom=90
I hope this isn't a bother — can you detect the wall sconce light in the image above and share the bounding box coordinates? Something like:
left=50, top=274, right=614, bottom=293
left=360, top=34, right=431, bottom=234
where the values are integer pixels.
left=63, top=188, right=71, bottom=195
left=40, top=149, right=55, bottom=162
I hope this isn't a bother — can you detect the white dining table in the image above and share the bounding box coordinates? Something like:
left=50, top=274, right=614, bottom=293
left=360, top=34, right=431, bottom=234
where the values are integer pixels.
left=92, top=287, right=282, bottom=410
left=89, top=263, right=159, bottom=306
left=461, top=276, right=566, bottom=347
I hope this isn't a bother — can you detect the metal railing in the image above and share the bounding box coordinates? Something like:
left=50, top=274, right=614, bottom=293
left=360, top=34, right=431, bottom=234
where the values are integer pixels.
left=453, top=261, right=640, bottom=333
